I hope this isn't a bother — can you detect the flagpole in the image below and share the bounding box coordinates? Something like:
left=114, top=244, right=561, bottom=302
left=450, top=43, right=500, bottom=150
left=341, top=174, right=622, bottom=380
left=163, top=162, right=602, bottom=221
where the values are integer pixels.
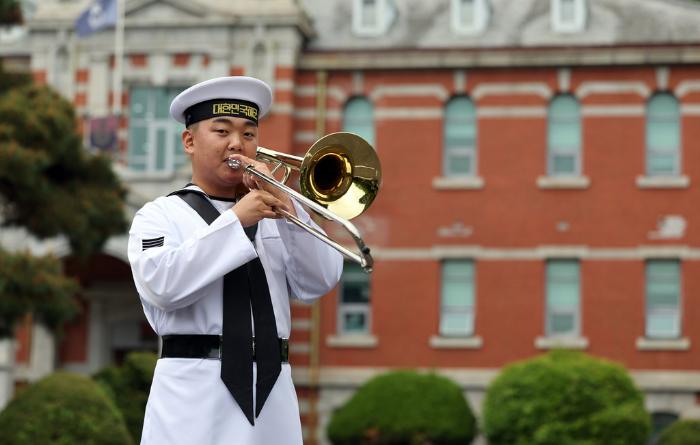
left=112, top=0, right=125, bottom=117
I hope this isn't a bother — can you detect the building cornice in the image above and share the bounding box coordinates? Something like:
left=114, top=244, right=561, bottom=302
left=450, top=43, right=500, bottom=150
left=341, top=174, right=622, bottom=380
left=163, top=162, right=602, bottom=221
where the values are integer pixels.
left=299, top=44, right=700, bottom=70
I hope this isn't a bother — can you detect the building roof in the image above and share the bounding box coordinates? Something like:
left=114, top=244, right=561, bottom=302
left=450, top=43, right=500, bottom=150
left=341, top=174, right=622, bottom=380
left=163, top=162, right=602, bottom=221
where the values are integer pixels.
left=300, top=0, right=700, bottom=50
left=30, top=0, right=310, bottom=29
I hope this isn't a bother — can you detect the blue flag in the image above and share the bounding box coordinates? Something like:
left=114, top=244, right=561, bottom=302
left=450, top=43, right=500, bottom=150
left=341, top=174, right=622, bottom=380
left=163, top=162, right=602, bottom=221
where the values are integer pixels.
left=75, top=0, right=118, bottom=37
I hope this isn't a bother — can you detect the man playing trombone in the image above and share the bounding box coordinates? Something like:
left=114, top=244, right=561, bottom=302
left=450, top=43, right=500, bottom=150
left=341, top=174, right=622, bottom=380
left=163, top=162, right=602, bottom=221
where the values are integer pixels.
left=127, top=76, right=343, bottom=445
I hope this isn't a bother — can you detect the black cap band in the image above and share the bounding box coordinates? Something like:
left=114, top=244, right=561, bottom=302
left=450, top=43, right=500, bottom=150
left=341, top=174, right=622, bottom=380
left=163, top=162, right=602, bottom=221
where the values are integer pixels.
left=184, top=98, right=260, bottom=127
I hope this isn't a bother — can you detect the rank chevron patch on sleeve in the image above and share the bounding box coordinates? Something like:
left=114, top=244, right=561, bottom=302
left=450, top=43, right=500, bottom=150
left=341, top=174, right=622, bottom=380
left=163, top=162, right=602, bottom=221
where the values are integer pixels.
left=142, top=236, right=164, bottom=251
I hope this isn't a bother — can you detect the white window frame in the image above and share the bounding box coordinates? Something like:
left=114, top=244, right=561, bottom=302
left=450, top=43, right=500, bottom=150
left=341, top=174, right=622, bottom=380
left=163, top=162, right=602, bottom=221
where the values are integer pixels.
left=352, top=0, right=397, bottom=37
left=439, top=260, right=476, bottom=338
left=646, top=93, right=681, bottom=177
left=337, top=263, right=371, bottom=335
left=443, top=96, right=477, bottom=177
left=545, top=260, right=581, bottom=338
left=451, top=0, right=490, bottom=35
left=551, top=0, right=587, bottom=33
left=645, top=260, right=682, bottom=340
left=547, top=95, right=581, bottom=177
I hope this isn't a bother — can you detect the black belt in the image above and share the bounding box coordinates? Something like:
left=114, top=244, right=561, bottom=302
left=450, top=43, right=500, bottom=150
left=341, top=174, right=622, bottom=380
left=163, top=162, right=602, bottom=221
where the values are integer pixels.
left=160, top=335, right=289, bottom=363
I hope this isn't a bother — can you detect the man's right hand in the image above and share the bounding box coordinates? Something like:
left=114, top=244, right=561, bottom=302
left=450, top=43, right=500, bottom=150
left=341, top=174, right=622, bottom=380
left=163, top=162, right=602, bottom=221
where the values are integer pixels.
left=232, top=190, right=291, bottom=227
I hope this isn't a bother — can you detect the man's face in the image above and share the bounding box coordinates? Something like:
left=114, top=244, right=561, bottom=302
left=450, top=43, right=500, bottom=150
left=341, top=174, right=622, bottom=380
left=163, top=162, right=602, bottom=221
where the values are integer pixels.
left=183, top=116, right=258, bottom=196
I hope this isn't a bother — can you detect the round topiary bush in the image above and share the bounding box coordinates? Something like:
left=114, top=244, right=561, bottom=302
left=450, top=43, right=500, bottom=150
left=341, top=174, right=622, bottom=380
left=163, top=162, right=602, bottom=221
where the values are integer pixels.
left=94, top=351, right=158, bottom=443
left=327, top=370, right=476, bottom=445
left=659, top=419, right=700, bottom=445
left=0, top=372, right=133, bottom=445
left=483, top=350, right=650, bottom=445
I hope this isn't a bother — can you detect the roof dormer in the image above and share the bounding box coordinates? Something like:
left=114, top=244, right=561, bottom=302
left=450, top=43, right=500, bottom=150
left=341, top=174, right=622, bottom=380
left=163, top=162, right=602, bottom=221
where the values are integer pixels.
left=352, top=0, right=397, bottom=37
left=551, top=0, right=587, bottom=33
left=451, top=0, right=490, bottom=35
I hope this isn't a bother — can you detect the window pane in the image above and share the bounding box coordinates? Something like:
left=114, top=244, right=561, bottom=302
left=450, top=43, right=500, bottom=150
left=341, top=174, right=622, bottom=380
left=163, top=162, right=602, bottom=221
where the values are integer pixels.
left=646, top=261, right=680, bottom=338
left=648, top=261, right=679, bottom=277
left=548, top=95, right=580, bottom=175
left=647, top=312, right=679, bottom=338
left=550, top=313, right=575, bottom=335
left=446, top=155, right=472, bottom=176
left=441, top=312, right=473, bottom=336
left=343, top=97, right=375, bottom=146
left=548, top=283, right=578, bottom=308
left=459, top=0, right=475, bottom=25
left=443, top=282, right=473, bottom=307
left=560, top=0, right=575, bottom=23
left=648, top=153, right=677, bottom=176
left=648, top=121, right=680, bottom=150
left=361, top=0, right=377, bottom=27
left=444, top=97, right=476, bottom=176
left=547, top=261, right=579, bottom=336
left=341, top=263, right=369, bottom=304
left=550, top=122, right=579, bottom=150
left=343, top=312, right=367, bottom=333
left=552, top=155, right=576, bottom=174
left=441, top=261, right=475, bottom=336
left=647, top=94, right=680, bottom=175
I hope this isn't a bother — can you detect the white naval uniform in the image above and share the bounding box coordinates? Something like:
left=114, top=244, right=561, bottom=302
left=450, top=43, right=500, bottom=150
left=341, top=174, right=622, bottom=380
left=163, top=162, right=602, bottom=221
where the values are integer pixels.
left=127, top=185, right=343, bottom=445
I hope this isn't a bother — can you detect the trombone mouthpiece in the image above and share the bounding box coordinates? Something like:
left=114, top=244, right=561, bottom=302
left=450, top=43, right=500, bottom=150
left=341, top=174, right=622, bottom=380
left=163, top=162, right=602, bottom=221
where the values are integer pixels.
left=227, top=158, right=242, bottom=170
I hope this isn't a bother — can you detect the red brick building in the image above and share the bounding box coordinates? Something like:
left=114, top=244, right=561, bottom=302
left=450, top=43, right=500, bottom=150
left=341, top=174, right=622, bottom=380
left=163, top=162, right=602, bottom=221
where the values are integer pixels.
left=3, top=0, right=700, bottom=443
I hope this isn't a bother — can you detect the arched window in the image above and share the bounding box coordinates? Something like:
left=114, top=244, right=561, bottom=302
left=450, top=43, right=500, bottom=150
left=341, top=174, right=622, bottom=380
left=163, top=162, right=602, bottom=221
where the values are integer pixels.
left=443, top=96, right=477, bottom=177
left=648, top=412, right=679, bottom=445
left=343, top=96, right=375, bottom=146
left=548, top=95, right=581, bottom=176
left=646, top=93, right=680, bottom=177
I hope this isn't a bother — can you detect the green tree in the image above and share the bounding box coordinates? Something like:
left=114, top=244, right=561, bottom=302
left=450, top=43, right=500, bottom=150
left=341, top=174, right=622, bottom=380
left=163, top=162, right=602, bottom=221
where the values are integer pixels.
left=94, top=352, right=159, bottom=443
left=659, top=419, right=700, bottom=445
left=0, top=62, right=127, bottom=336
left=483, top=350, right=650, bottom=445
left=0, top=372, right=133, bottom=445
left=0, top=0, right=21, bottom=24
left=327, top=370, right=476, bottom=445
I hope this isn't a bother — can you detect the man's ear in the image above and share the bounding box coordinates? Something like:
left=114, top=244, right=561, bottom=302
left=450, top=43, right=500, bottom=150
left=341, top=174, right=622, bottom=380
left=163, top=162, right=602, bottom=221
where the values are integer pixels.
left=182, top=127, right=195, bottom=156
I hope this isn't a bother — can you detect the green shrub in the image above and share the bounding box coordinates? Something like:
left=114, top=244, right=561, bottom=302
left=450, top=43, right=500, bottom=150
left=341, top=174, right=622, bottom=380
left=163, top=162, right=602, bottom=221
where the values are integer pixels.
left=94, top=351, right=158, bottom=443
left=483, top=350, right=650, bottom=445
left=659, top=419, right=700, bottom=445
left=327, top=370, right=476, bottom=445
left=0, top=372, right=132, bottom=445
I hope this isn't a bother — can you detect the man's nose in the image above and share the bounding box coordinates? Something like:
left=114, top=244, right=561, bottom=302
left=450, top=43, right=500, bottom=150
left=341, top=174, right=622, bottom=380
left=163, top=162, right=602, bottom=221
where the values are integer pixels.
left=227, top=133, right=243, bottom=151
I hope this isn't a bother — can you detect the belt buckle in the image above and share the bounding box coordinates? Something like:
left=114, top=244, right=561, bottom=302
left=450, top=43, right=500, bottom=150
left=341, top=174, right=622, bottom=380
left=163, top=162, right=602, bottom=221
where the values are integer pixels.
left=218, top=336, right=223, bottom=360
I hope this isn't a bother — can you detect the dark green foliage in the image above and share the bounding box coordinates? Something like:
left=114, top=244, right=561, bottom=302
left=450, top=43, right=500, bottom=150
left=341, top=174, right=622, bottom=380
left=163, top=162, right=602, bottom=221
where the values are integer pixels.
left=327, top=370, right=476, bottom=445
left=0, top=372, right=133, bottom=445
left=0, top=61, right=31, bottom=95
left=483, top=351, right=651, bottom=445
left=0, top=83, right=127, bottom=257
left=0, top=0, right=21, bottom=24
left=0, top=249, right=79, bottom=337
left=94, top=352, right=159, bottom=443
left=659, top=419, right=700, bottom=445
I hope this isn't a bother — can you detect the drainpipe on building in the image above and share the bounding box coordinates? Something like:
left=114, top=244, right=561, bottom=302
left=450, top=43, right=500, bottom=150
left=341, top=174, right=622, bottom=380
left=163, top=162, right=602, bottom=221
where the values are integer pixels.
left=308, top=69, right=327, bottom=444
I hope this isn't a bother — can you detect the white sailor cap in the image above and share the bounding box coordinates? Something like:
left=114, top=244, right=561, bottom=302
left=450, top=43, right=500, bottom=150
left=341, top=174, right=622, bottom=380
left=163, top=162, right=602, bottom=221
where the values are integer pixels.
left=169, top=76, right=273, bottom=127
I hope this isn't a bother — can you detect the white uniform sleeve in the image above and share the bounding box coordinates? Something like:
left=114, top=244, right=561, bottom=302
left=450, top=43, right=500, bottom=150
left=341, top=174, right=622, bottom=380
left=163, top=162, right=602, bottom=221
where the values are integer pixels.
left=128, top=200, right=257, bottom=312
left=275, top=200, right=344, bottom=301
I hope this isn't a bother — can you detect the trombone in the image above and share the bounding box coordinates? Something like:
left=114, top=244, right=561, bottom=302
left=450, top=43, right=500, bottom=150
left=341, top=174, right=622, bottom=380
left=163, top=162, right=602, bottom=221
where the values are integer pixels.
left=227, top=132, right=381, bottom=273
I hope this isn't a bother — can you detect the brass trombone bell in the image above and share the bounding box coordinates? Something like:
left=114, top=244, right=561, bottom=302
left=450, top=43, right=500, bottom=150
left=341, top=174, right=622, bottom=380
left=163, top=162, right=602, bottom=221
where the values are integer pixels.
left=228, top=132, right=381, bottom=272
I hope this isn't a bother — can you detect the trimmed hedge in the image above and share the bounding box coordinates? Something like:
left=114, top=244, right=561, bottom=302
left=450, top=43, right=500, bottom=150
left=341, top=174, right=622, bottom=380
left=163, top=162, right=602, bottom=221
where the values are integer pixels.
left=327, top=370, right=476, bottom=445
left=659, top=419, right=700, bottom=445
left=0, top=372, right=132, bottom=445
left=483, top=351, right=650, bottom=445
left=94, top=351, right=158, bottom=443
